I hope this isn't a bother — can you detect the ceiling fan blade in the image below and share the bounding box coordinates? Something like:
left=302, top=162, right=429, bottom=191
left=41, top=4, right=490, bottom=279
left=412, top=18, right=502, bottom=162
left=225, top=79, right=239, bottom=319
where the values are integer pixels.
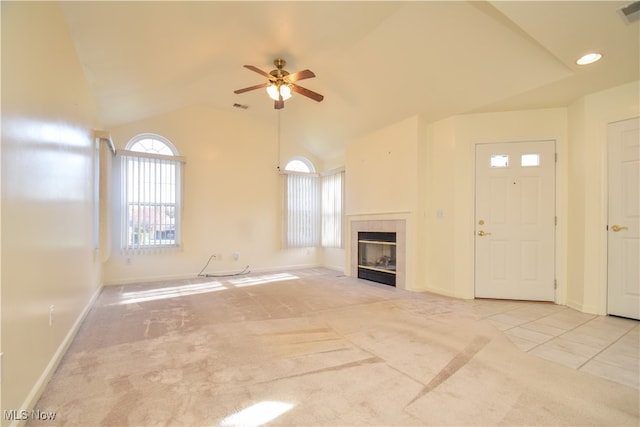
left=286, top=69, right=315, bottom=83
left=291, top=84, right=324, bottom=102
left=243, top=65, right=274, bottom=80
left=274, top=99, right=284, bottom=110
left=234, top=82, right=270, bottom=94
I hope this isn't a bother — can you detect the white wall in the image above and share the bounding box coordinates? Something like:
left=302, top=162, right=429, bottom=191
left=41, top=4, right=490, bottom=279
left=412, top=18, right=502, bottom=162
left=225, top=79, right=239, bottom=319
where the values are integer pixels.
left=1, top=2, right=102, bottom=421
left=566, top=81, right=640, bottom=314
left=421, top=109, right=569, bottom=300
left=345, top=116, right=421, bottom=290
left=349, top=81, right=638, bottom=316
left=420, top=117, right=459, bottom=296
left=104, top=106, right=327, bottom=284
left=346, top=116, right=420, bottom=216
left=345, top=110, right=568, bottom=297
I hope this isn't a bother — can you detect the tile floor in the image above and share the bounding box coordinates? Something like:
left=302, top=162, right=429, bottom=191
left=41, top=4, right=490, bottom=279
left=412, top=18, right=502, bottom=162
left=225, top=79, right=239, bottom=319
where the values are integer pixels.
left=468, top=299, right=639, bottom=389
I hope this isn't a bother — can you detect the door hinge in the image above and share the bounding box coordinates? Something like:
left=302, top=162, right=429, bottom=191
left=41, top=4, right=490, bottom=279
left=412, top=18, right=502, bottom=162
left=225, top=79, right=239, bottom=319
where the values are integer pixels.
left=554, top=279, right=557, bottom=289
left=555, top=216, right=557, bottom=226
left=555, top=153, right=558, bottom=162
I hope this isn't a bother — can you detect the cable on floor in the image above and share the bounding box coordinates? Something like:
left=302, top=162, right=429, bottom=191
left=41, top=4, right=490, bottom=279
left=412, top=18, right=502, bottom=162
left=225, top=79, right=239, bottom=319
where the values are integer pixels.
left=197, top=255, right=250, bottom=277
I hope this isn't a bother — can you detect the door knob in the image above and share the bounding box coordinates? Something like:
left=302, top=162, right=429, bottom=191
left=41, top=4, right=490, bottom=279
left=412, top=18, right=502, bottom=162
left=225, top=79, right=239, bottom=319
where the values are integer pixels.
left=477, top=230, right=492, bottom=237
left=611, top=224, right=628, bottom=232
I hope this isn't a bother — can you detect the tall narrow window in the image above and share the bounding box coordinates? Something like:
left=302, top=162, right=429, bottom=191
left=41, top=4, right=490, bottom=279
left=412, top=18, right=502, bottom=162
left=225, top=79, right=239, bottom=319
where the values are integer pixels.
left=321, top=170, right=344, bottom=248
left=119, top=134, right=184, bottom=250
left=283, top=158, right=320, bottom=248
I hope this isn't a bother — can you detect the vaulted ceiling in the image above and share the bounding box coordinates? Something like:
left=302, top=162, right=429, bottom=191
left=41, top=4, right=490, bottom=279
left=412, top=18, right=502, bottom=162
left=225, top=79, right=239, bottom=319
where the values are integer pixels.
left=59, top=1, right=639, bottom=158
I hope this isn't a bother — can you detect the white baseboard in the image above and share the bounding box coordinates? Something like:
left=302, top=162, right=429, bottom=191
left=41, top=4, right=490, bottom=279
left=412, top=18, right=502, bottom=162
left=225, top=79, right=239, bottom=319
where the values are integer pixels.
left=316, top=264, right=345, bottom=274
left=104, top=271, right=216, bottom=286
left=421, top=285, right=465, bottom=299
left=12, top=285, right=103, bottom=427
left=566, top=298, right=583, bottom=312
left=566, top=299, right=600, bottom=315
left=103, top=263, right=327, bottom=286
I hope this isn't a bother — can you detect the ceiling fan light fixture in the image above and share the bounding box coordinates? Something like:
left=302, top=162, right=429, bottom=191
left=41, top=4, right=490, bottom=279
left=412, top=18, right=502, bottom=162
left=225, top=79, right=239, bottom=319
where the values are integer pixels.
left=266, top=84, right=279, bottom=101
left=280, top=84, right=292, bottom=100
left=266, top=83, right=292, bottom=101
left=576, top=52, right=602, bottom=65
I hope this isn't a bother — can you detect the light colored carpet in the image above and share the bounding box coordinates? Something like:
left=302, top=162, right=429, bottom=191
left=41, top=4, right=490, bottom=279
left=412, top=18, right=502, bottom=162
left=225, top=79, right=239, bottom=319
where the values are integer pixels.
left=29, top=269, right=639, bottom=426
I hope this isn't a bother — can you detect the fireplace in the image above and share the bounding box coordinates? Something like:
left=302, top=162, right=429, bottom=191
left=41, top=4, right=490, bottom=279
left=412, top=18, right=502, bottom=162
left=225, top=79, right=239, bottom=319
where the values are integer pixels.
left=350, top=219, right=405, bottom=289
left=358, top=231, right=396, bottom=286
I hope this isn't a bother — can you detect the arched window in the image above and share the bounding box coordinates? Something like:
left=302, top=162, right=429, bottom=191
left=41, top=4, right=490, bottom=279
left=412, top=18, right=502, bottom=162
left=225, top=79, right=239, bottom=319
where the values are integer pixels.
left=285, top=157, right=315, bottom=173
left=120, top=134, right=183, bottom=249
left=127, top=134, right=177, bottom=156
left=282, top=156, right=344, bottom=249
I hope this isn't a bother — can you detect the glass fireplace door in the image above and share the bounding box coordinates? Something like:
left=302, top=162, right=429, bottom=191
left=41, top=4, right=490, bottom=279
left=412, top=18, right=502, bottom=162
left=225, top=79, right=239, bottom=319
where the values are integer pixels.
left=357, top=232, right=396, bottom=286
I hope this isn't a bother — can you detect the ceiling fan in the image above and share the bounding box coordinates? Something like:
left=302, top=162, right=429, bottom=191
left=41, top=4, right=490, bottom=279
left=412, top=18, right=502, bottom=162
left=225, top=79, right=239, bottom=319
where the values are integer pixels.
left=234, top=59, right=324, bottom=109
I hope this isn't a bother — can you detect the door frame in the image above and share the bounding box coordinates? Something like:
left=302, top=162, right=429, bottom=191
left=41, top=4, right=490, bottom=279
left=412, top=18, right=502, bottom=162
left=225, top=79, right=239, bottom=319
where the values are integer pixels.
left=606, top=116, right=640, bottom=318
left=473, top=139, right=560, bottom=303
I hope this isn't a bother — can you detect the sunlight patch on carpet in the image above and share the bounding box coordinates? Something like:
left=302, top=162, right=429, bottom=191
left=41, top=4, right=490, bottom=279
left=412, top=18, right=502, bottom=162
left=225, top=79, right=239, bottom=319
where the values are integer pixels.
left=220, top=400, right=295, bottom=426
left=109, top=273, right=300, bottom=305
left=229, top=273, right=299, bottom=288
left=113, top=281, right=227, bottom=305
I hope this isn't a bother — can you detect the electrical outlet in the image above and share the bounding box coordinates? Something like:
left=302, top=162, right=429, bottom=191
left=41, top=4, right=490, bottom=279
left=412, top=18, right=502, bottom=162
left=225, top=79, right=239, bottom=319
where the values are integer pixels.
left=126, top=257, right=132, bottom=265
left=233, top=252, right=240, bottom=261
left=49, top=305, right=55, bottom=326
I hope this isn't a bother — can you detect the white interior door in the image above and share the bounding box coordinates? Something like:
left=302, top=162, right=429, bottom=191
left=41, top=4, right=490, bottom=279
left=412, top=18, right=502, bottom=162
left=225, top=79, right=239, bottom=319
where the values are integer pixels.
left=607, top=117, right=640, bottom=320
left=475, top=141, right=556, bottom=301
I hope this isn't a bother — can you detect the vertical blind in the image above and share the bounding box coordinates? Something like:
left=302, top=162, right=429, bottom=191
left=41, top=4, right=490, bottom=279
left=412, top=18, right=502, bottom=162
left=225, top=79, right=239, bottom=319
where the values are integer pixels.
left=283, top=169, right=344, bottom=249
left=321, top=171, right=344, bottom=248
left=285, top=173, right=320, bottom=248
left=119, top=150, right=183, bottom=250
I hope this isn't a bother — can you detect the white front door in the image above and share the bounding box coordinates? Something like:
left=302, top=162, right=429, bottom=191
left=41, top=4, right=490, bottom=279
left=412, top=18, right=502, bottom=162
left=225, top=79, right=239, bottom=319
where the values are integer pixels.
left=607, top=117, right=640, bottom=320
left=475, top=141, right=556, bottom=301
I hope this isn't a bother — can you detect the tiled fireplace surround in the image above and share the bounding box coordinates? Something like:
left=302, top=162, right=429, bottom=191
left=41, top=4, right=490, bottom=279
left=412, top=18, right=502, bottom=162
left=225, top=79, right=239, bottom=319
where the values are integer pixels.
left=350, top=219, right=406, bottom=289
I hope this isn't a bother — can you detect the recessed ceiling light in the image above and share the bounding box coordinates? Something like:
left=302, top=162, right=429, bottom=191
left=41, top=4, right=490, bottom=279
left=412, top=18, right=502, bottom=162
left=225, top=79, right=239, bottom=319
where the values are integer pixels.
left=576, top=52, right=603, bottom=65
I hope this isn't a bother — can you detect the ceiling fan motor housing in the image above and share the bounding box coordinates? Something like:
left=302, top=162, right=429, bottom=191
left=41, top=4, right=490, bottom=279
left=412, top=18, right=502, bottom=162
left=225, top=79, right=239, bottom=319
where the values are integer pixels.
left=270, top=59, right=289, bottom=79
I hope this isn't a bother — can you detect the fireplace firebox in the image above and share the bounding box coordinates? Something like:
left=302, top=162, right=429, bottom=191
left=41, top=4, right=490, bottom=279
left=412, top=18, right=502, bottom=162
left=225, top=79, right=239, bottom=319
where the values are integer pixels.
left=358, top=231, right=396, bottom=286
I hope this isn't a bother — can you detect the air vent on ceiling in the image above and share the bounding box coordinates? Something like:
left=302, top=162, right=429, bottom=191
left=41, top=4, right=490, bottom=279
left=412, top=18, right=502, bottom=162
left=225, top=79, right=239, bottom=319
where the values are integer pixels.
left=620, top=1, right=640, bottom=23
left=233, top=103, right=249, bottom=109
